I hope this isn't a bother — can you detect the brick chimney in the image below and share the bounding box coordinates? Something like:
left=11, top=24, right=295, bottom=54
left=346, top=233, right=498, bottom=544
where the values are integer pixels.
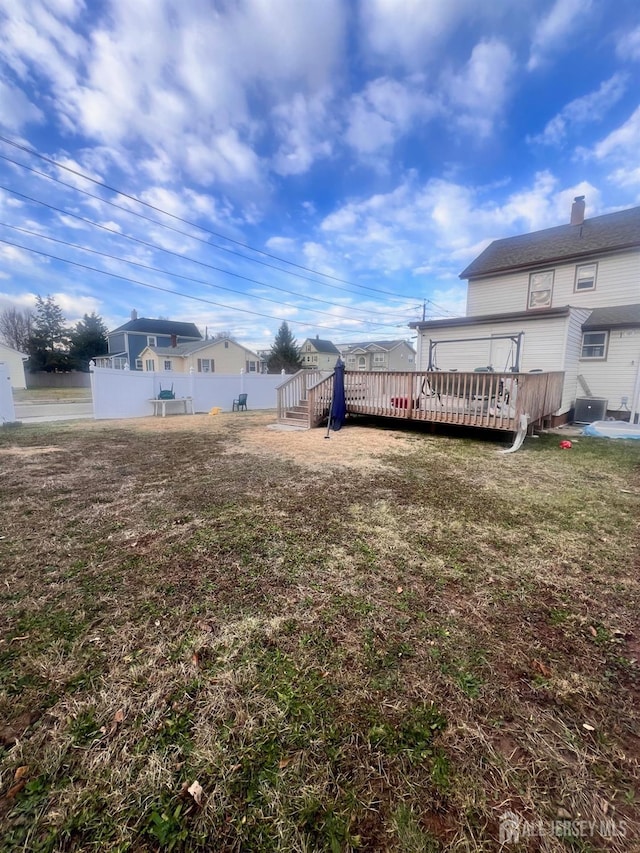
left=570, top=196, right=585, bottom=226
left=170, top=334, right=177, bottom=348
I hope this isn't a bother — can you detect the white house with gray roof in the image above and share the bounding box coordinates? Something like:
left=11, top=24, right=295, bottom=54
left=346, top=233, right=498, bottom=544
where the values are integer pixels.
left=410, top=199, right=640, bottom=424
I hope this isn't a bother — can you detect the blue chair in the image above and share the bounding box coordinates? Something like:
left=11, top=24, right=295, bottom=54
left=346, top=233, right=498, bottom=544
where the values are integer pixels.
left=232, top=393, right=248, bottom=411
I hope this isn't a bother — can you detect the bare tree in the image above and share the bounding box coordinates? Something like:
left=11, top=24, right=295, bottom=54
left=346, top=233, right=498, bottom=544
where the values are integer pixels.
left=210, top=330, right=237, bottom=342
left=0, top=306, right=34, bottom=352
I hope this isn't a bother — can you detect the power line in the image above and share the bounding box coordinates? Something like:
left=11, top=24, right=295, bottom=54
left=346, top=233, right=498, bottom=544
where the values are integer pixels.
left=0, top=134, right=427, bottom=302
left=0, top=184, right=420, bottom=322
left=0, top=236, right=411, bottom=336
left=1, top=220, right=418, bottom=326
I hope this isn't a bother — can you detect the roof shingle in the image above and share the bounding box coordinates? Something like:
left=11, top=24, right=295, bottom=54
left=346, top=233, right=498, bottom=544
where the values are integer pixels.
left=460, top=206, right=640, bottom=279
left=111, top=318, right=202, bottom=338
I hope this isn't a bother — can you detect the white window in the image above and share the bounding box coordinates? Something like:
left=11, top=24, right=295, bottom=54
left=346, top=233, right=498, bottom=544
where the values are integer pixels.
left=246, top=361, right=256, bottom=372
left=224, top=341, right=229, bottom=348
left=147, top=335, right=157, bottom=347
left=197, top=358, right=213, bottom=373
left=575, top=263, right=597, bottom=292
left=581, top=331, right=608, bottom=360
left=347, top=356, right=356, bottom=365
left=408, top=357, right=414, bottom=363
left=528, top=270, right=554, bottom=309
left=145, top=359, right=155, bottom=371
left=164, top=360, right=172, bottom=371
left=135, top=358, right=143, bottom=370
left=373, top=353, right=386, bottom=364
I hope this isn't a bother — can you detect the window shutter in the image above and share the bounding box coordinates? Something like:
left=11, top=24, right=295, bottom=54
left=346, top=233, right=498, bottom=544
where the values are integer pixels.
left=197, top=359, right=202, bottom=372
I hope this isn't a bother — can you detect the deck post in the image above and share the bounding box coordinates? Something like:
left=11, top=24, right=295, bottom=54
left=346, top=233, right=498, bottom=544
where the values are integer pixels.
left=406, top=373, right=414, bottom=419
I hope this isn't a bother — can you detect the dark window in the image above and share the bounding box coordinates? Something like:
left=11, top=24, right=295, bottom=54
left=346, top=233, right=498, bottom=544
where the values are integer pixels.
left=581, top=331, right=608, bottom=359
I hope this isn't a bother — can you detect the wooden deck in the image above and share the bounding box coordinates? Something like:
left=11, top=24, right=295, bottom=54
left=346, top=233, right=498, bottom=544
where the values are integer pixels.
left=279, top=369, right=564, bottom=440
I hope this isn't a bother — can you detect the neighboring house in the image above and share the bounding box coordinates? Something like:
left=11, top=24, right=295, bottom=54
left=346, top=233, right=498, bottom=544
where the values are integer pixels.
left=96, top=311, right=202, bottom=369
left=339, top=340, right=416, bottom=371
left=410, top=199, right=640, bottom=424
left=138, top=337, right=262, bottom=375
left=300, top=336, right=340, bottom=369
left=0, top=342, right=28, bottom=389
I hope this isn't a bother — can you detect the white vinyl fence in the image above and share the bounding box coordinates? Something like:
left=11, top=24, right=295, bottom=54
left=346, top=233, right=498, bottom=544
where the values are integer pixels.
left=90, top=366, right=284, bottom=420
left=0, top=363, right=17, bottom=424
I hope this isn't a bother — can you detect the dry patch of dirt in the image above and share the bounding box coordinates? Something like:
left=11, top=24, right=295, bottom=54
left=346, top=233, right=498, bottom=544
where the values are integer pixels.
left=70, top=411, right=416, bottom=470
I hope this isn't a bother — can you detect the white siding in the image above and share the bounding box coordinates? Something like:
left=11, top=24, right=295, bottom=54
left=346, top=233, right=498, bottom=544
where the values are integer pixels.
left=417, top=310, right=594, bottom=415
left=560, top=308, right=592, bottom=413
left=0, top=344, right=27, bottom=389
left=418, top=316, right=568, bottom=374
left=577, top=328, right=640, bottom=414
left=0, top=363, right=16, bottom=423
left=466, top=250, right=640, bottom=316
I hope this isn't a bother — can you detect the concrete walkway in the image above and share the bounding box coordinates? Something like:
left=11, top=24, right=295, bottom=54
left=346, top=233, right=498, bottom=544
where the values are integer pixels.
left=13, top=401, right=94, bottom=423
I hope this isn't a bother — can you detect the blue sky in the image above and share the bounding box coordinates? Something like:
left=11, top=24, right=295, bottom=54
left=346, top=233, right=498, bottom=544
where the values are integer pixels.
left=0, top=0, right=639, bottom=353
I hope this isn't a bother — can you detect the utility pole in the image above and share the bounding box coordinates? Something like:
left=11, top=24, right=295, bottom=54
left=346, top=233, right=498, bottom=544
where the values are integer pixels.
left=422, top=300, right=427, bottom=321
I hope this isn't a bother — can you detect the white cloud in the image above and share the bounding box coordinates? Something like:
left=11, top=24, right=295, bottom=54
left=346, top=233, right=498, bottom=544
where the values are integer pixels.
left=528, top=0, right=593, bottom=71
left=55, top=291, right=103, bottom=323
left=345, top=77, right=439, bottom=154
left=608, top=166, right=640, bottom=189
left=265, top=237, right=297, bottom=253
left=530, top=74, right=628, bottom=145
left=0, top=80, right=43, bottom=129
left=1, top=0, right=347, bottom=191
left=616, top=25, right=640, bottom=61
left=0, top=0, right=86, bottom=90
left=445, top=40, right=514, bottom=137
left=360, top=0, right=491, bottom=69
left=591, top=105, right=640, bottom=161
left=318, top=171, right=601, bottom=279
left=271, top=91, right=334, bottom=176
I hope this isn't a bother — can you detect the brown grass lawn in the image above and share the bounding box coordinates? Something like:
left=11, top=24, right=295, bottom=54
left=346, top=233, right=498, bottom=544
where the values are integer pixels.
left=0, top=412, right=639, bottom=852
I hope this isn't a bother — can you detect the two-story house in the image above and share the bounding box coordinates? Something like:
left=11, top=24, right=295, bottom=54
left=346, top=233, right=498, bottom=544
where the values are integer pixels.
left=137, top=337, right=262, bottom=375
left=339, top=340, right=416, bottom=371
left=410, top=199, right=640, bottom=424
left=96, top=311, right=202, bottom=370
left=300, top=336, right=340, bottom=370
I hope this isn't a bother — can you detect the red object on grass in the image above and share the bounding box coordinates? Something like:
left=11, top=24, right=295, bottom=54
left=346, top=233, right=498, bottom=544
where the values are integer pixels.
left=559, top=440, right=572, bottom=449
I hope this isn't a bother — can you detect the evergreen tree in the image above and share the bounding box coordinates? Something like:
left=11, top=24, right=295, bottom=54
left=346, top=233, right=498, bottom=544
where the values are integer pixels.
left=69, top=312, right=109, bottom=370
left=28, top=294, right=72, bottom=372
left=267, top=322, right=303, bottom=374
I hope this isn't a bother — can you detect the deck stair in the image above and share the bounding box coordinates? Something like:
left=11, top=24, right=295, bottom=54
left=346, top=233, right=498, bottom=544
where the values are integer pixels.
left=281, top=399, right=309, bottom=424
left=276, top=369, right=332, bottom=428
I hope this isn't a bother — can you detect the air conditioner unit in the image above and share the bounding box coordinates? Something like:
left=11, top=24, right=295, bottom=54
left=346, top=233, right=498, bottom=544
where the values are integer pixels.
left=574, top=397, right=608, bottom=424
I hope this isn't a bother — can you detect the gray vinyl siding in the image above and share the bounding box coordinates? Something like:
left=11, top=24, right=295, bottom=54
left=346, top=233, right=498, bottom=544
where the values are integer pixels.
left=108, top=332, right=126, bottom=355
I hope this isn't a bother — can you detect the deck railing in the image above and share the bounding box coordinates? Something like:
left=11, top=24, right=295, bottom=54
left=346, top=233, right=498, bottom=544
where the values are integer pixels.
left=343, top=370, right=564, bottom=432
left=307, top=374, right=334, bottom=427
left=276, top=369, right=330, bottom=421
left=279, top=369, right=565, bottom=434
